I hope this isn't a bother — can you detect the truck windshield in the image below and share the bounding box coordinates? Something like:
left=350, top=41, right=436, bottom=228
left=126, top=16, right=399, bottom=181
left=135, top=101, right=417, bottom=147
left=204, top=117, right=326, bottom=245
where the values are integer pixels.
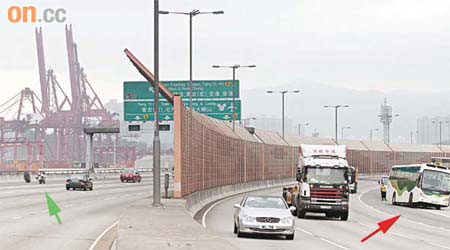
left=422, top=170, right=450, bottom=193
left=305, top=167, right=347, bottom=184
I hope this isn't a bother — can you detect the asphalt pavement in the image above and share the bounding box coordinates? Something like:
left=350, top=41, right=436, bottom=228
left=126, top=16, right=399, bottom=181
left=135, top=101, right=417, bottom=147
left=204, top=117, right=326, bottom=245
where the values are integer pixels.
left=202, top=180, right=450, bottom=250
left=0, top=176, right=153, bottom=250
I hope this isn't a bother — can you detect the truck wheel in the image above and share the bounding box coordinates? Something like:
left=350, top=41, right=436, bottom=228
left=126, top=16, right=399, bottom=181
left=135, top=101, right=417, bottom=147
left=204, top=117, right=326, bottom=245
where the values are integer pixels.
left=354, top=183, right=358, bottom=193
left=297, top=208, right=306, bottom=218
left=325, top=213, right=333, bottom=218
left=66, top=186, right=69, bottom=191
left=340, top=211, right=349, bottom=221
left=286, top=234, right=294, bottom=240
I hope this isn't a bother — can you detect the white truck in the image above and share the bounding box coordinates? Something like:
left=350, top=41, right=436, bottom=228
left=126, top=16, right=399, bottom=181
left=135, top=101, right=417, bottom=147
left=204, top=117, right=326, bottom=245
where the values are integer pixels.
left=282, top=144, right=351, bottom=220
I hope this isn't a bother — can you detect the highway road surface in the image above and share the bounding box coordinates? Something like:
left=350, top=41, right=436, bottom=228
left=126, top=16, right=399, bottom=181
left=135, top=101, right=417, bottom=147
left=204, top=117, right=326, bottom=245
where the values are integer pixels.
left=0, top=177, right=152, bottom=250
left=202, top=180, right=450, bottom=250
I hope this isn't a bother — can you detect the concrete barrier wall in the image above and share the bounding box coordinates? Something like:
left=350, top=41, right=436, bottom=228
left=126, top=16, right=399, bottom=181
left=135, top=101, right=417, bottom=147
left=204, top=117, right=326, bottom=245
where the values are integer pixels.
left=185, top=177, right=296, bottom=217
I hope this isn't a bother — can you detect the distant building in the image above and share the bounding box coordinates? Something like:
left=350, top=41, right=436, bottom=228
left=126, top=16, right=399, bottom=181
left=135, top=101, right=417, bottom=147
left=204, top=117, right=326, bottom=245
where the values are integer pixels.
left=417, top=115, right=450, bottom=145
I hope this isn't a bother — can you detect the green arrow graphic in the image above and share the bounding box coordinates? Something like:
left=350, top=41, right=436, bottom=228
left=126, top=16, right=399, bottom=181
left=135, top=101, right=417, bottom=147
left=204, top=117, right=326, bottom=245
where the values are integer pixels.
left=45, top=192, right=62, bottom=224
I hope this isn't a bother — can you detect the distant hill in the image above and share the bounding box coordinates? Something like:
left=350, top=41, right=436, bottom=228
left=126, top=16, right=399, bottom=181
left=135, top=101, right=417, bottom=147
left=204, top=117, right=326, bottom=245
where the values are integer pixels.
left=241, top=80, right=450, bottom=143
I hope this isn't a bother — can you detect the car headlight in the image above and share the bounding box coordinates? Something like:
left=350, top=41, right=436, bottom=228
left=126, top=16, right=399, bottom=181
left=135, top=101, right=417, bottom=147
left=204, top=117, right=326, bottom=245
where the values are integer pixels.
left=280, top=217, right=294, bottom=225
left=342, top=200, right=348, bottom=205
left=241, top=214, right=256, bottom=223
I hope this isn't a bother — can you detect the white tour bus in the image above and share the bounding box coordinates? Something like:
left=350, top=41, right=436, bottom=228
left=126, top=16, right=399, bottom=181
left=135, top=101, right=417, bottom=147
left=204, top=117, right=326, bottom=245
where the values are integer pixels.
left=387, top=163, right=450, bottom=209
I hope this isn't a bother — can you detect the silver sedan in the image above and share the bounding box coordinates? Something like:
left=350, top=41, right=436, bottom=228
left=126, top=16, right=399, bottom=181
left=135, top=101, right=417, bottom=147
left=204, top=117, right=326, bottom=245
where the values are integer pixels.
left=233, top=195, right=296, bottom=240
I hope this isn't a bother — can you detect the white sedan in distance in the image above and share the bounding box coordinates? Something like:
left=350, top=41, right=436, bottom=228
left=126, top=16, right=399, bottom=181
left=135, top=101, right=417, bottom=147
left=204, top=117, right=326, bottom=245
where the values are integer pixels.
left=233, top=195, right=296, bottom=240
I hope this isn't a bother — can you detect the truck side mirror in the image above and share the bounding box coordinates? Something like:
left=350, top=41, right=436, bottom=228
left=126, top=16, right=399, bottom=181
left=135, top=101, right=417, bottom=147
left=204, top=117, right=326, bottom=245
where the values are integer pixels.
left=296, top=172, right=301, bottom=182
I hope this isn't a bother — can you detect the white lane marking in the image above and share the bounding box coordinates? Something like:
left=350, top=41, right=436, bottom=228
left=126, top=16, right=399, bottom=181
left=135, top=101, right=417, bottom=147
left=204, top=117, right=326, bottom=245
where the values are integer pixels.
left=320, top=237, right=349, bottom=250
left=88, top=221, right=119, bottom=250
left=359, top=221, right=449, bottom=249
left=295, top=227, right=313, bottom=236
left=202, top=196, right=235, bottom=228
left=422, top=209, right=450, bottom=219
left=358, top=187, right=450, bottom=233
left=389, top=232, right=415, bottom=240
left=12, top=216, right=22, bottom=220
left=358, top=222, right=414, bottom=240
left=429, top=242, right=450, bottom=250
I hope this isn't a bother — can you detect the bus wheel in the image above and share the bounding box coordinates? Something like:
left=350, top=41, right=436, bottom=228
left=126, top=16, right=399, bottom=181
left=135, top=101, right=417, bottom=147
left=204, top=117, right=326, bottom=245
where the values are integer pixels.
left=408, top=194, right=415, bottom=208
left=392, top=193, right=397, bottom=205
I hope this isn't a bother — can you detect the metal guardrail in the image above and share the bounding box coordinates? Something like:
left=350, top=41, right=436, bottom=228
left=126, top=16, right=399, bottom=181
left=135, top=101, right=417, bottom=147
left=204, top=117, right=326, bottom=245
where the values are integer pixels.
left=0, top=167, right=173, bottom=176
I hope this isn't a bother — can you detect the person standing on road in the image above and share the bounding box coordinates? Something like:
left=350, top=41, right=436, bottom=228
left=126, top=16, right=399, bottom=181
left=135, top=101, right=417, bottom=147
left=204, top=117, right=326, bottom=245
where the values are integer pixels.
left=380, top=183, right=387, bottom=201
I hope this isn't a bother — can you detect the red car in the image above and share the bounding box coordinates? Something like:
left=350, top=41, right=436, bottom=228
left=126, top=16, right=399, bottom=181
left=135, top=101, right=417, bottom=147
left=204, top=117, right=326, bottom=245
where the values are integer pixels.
left=120, top=169, right=142, bottom=183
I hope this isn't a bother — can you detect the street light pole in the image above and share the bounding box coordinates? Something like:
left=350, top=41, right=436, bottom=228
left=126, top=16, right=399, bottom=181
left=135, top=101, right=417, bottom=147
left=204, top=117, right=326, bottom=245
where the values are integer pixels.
left=113, top=135, right=116, bottom=167
left=410, top=131, right=418, bottom=144
left=212, top=64, right=256, bottom=131
left=370, top=128, right=379, bottom=142
left=267, top=90, right=300, bottom=138
left=298, top=123, right=309, bottom=136
left=282, top=92, right=285, bottom=138
left=341, top=126, right=351, bottom=140
left=189, top=13, right=193, bottom=110
left=388, top=114, right=399, bottom=144
left=159, top=10, right=224, bottom=110
left=432, top=121, right=450, bottom=147
left=153, top=0, right=161, bottom=207
left=232, top=66, right=236, bottom=131
left=324, top=105, right=349, bottom=144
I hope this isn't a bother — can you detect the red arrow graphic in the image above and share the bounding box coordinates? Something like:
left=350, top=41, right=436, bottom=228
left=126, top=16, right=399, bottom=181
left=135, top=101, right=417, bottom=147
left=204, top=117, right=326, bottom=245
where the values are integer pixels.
left=361, top=215, right=400, bottom=243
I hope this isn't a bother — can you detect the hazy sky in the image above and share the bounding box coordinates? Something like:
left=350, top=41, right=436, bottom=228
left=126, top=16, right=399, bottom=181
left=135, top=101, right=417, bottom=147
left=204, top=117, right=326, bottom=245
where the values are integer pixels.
left=1, top=0, right=450, bottom=139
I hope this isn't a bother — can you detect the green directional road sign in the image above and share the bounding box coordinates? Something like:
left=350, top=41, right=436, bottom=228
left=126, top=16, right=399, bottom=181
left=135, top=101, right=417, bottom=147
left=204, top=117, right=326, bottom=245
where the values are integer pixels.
left=124, top=100, right=241, bottom=122
left=124, top=80, right=239, bottom=100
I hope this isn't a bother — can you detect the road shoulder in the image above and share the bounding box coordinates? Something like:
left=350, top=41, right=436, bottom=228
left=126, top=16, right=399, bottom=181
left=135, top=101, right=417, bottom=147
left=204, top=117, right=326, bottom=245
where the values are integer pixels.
left=116, top=198, right=238, bottom=250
